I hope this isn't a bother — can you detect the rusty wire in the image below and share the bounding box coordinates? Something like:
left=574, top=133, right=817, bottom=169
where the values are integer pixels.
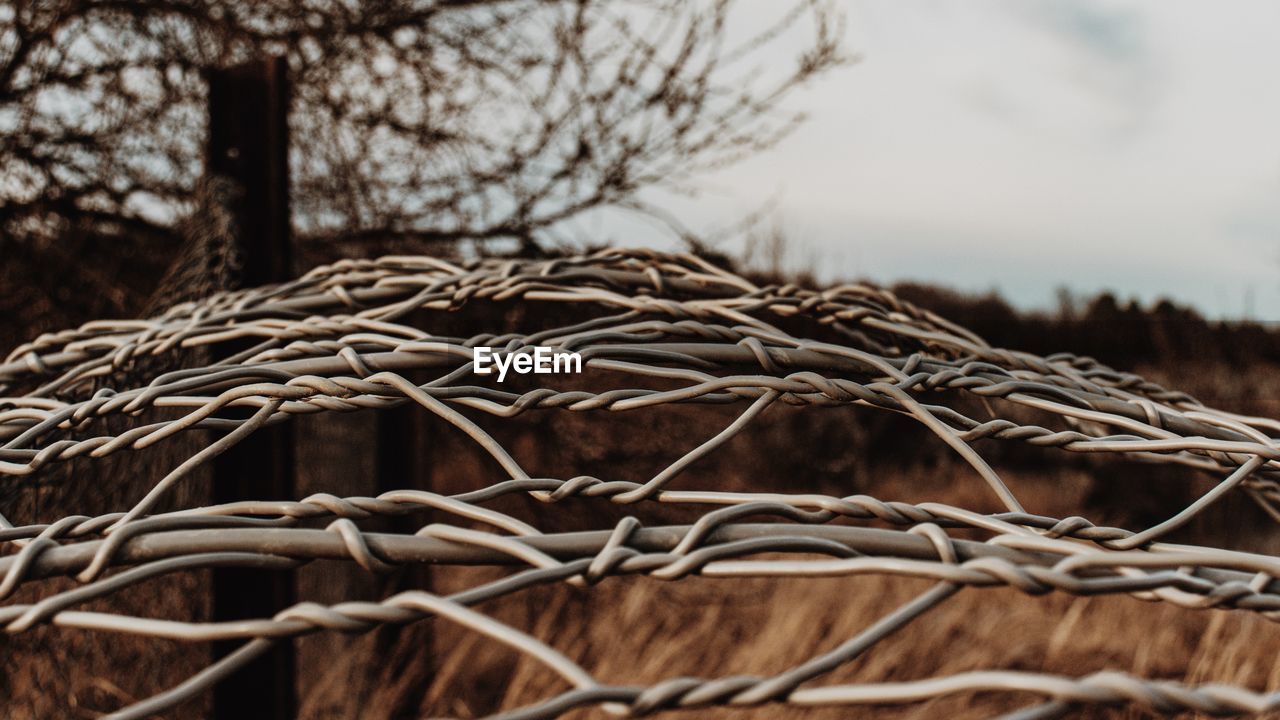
left=3, top=248, right=1280, bottom=718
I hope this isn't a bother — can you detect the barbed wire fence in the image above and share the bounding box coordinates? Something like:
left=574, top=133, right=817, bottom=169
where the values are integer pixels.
left=2, top=248, right=1280, bottom=718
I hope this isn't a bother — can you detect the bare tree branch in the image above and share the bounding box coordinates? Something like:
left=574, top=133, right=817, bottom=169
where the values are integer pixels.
left=1, top=0, right=847, bottom=256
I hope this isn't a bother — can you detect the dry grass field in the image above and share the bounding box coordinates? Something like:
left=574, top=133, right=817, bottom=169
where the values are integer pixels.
left=288, top=355, right=1280, bottom=719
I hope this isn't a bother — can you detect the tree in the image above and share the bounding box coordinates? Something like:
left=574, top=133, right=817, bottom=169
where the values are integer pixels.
left=0, top=0, right=846, bottom=257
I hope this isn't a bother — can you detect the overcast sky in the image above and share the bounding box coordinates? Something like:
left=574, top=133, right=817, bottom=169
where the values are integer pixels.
left=583, top=0, right=1280, bottom=321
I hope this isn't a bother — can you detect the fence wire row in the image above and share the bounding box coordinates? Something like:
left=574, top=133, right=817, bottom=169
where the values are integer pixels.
left=2, top=248, right=1280, bottom=718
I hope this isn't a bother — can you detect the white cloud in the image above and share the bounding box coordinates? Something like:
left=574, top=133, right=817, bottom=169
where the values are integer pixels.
left=594, top=0, right=1280, bottom=320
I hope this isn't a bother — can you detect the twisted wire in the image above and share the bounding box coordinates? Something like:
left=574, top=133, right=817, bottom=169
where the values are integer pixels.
left=3, top=248, right=1280, bottom=718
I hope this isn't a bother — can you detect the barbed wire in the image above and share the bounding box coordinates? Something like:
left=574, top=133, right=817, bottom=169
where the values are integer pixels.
left=3, top=248, right=1280, bottom=718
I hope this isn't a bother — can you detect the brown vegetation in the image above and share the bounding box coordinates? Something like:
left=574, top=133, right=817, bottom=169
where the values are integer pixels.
left=289, top=357, right=1280, bottom=719
left=274, top=293, right=1280, bottom=719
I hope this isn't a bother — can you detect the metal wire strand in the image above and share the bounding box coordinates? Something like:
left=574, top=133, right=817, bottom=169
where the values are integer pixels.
left=3, top=248, right=1279, bottom=718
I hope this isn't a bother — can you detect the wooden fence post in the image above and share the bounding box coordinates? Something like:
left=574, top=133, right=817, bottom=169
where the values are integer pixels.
left=206, top=57, right=297, bottom=720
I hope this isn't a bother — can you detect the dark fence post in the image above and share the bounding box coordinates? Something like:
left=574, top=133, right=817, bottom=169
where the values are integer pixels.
left=206, top=57, right=297, bottom=720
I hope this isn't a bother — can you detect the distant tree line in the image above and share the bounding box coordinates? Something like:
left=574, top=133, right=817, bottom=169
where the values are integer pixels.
left=890, top=283, right=1280, bottom=368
